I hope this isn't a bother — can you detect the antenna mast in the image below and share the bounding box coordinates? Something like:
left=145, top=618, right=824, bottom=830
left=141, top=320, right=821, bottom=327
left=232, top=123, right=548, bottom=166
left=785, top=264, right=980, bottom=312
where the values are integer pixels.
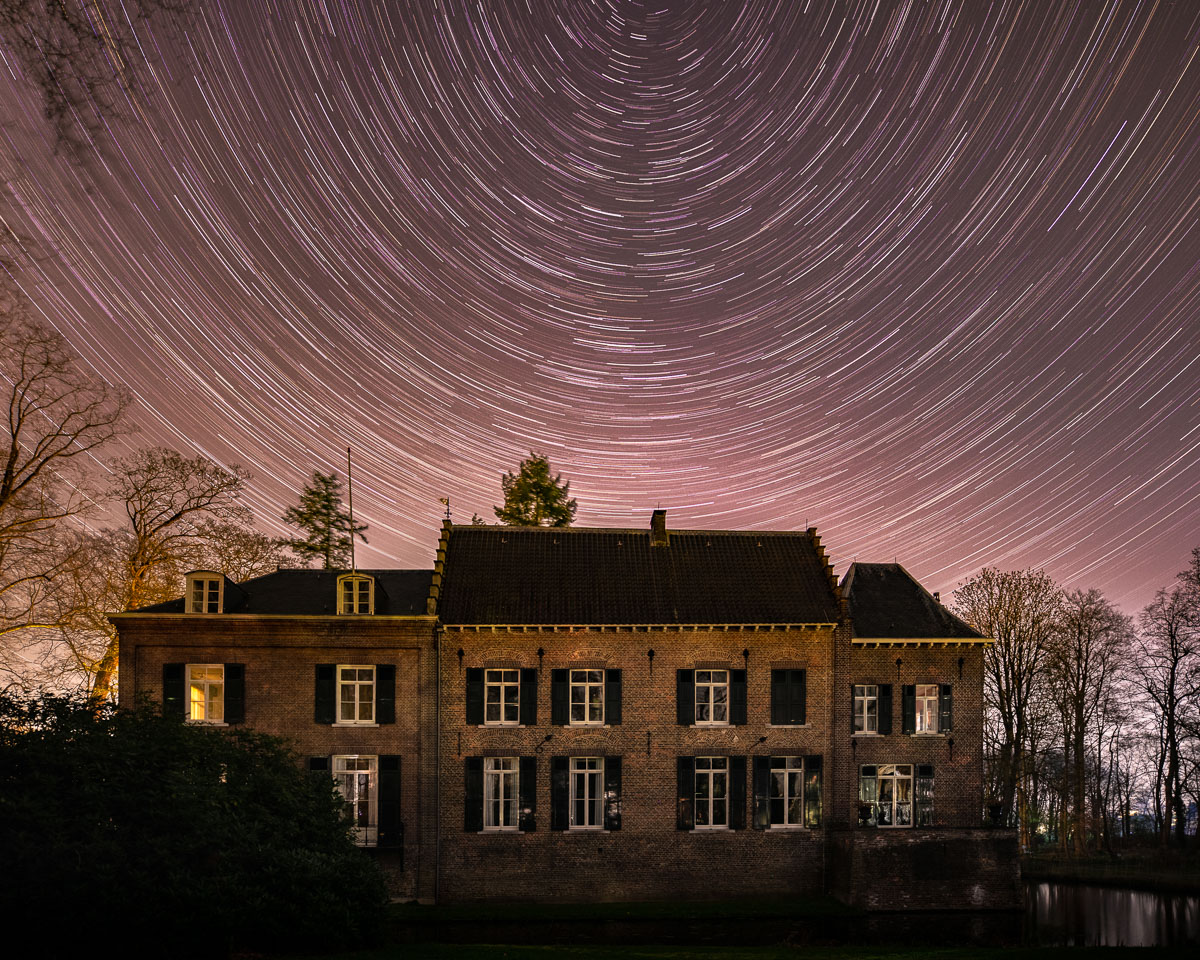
left=346, top=446, right=356, bottom=572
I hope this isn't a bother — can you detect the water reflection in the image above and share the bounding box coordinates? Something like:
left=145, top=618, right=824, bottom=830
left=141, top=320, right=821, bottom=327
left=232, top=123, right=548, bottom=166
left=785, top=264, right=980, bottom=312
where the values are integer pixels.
left=1026, top=880, right=1200, bottom=947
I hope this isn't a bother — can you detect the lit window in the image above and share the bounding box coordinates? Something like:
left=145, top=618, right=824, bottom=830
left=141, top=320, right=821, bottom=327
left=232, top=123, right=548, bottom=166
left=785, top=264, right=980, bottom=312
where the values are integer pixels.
left=338, top=575, right=373, bottom=614
left=334, top=755, right=377, bottom=845
left=915, top=684, right=939, bottom=733
left=485, top=757, right=519, bottom=830
left=858, top=764, right=933, bottom=828
left=570, top=669, right=604, bottom=725
left=485, top=669, right=520, bottom=726
left=853, top=684, right=878, bottom=733
left=187, top=664, right=224, bottom=722
left=695, top=670, right=729, bottom=725
left=338, top=665, right=375, bottom=723
left=570, top=757, right=603, bottom=829
left=186, top=574, right=222, bottom=613
left=695, top=756, right=728, bottom=828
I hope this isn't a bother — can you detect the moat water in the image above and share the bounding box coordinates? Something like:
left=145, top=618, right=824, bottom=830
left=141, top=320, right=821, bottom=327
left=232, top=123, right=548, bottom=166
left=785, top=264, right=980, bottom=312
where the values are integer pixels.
left=1024, top=880, right=1200, bottom=947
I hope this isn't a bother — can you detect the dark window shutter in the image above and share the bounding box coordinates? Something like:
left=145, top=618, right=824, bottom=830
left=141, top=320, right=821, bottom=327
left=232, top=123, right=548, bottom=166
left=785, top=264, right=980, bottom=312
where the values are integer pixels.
left=308, top=756, right=329, bottom=772
left=520, top=669, right=538, bottom=726
left=550, top=756, right=569, bottom=830
left=850, top=683, right=857, bottom=733
left=902, top=684, right=916, bottom=734
left=730, top=669, right=747, bottom=725
left=519, top=756, right=537, bottom=831
left=604, top=756, right=622, bottom=831
left=223, top=663, right=245, bottom=724
left=464, top=757, right=483, bottom=832
left=805, top=756, right=823, bottom=828
left=940, top=684, right=953, bottom=733
left=676, top=756, right=695, bottom=830
left=878, top=684, right=893, bottom=735
left=379, top=755, right=403, bottom=849
left=729, top=755, right=747, bottom=829
left=794, top=669, right=807, bottom=726
left=676, top=670, right=694, bottom=725
left=752, top=756, right=771, bottom=829
left=163, top=663, right=185, bottom=719
left=770, top=670, right=786, bottom=725
left=465, top=668, right=484, bottom=725
left=314, top=664, right=335, bottom=724
left=605, top=669, right=622, bottom=725
left=376, top=664, right=396, bottom=724
left=551, top=669, right=568, bottom=725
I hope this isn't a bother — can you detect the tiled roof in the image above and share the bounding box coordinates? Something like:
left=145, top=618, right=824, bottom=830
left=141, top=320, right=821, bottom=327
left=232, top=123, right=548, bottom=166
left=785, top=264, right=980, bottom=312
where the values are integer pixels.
left=435, top=523, right=841, bottom=625
left=841, top=562, right=983, bottom=640
left=136, top=569, right=434, bottom=616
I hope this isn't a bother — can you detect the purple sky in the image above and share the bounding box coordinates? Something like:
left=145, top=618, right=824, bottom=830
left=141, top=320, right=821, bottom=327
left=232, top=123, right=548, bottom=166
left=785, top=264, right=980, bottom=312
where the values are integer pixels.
left=3, top=1, right=1199, bottom=613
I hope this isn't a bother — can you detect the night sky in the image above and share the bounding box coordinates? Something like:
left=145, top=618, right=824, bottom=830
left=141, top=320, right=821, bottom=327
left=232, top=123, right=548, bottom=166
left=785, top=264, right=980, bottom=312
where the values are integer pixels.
left=3, top=0, right=1198, bottom=613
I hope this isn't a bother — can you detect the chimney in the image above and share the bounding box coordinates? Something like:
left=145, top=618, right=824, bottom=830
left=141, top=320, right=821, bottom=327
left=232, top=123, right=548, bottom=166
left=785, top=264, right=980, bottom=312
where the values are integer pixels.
left=650, top=509, right=669, bottom=547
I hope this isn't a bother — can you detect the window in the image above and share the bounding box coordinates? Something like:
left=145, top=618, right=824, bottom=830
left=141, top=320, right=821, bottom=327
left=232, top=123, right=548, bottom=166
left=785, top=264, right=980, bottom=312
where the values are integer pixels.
left=915, top=684, right=939, bottom=733
left=187, top=664, right=224, bottom=723
left=334, top=755, right=377, bottom=845
left=551, top=668, right=620, bottom=726
left=695, top=670, right=729, bottom=725
left=570, top=757, right=603, bottom=829
left=853, top=684, right=877, bottom=733
left=753, top=756, right=822, bottom=829
left=186, top=573, right=222, bottom=613
left=858, top=764, right=933, bottom=827
left=695, top=757, right=729, bottom=828
left=770, top=669, right=806, bottom=725
left=485, top=757, right=519, bottom=830
left=338, top=574, right=373, bottom=614
left=903, top=683, right=952, bottom=734
left=485, top=669, right=520, bottom=725
left=569, top=670, right=604, bottom=724
left=165, top=663, right=243, bottom=723
left=853, top=683, right=892, bottom=734
left=338, top=665, right=375, bottom=723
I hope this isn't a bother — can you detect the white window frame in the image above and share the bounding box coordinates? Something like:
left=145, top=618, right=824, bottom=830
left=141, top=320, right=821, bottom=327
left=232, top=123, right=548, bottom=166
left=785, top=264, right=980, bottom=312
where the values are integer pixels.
left=569, top=669, right=604, bottom=726
left=484, top=757, right=519, bottom=831
left=694, top=756, right=729, bottom=829
left=186, top=573, right=222, bottom=614
left=337, top=664, right=375, bottom=724
left=859, top=763, right=914, bottom=828
left=338, top=574, right=374, bottom=615
left=186, top=663, right=225, bottom=723
left=333, top=755, right=378, bottom=845
left=484, top=668, right=520, bottom=726
left=768, top=756, right=806, bottom=828
left=915, top=683, right=939, bottom=733
left=853, top=684, right=879, bottom=734
left=695, top=670, right=729, bottom=726
left=570, top=757, right=604, bottom=830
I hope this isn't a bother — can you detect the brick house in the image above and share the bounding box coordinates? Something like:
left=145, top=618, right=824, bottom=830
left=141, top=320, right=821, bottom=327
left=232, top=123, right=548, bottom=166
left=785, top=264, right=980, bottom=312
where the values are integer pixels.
left=113, top=511, right=1019, bottom=907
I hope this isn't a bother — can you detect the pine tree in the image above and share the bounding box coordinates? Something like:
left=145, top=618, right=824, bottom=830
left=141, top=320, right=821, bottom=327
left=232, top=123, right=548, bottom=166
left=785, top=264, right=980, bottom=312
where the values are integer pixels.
left=281, top=471, right=367, bottom=568
left=493, top=454, right=577, bottom=527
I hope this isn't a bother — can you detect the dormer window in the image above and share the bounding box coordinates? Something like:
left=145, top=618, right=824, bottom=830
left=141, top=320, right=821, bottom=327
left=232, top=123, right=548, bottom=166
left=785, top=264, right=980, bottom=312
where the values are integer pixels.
left=186, top=572, right=223, bottom=614
left=339, top=574, right=374, bottom=615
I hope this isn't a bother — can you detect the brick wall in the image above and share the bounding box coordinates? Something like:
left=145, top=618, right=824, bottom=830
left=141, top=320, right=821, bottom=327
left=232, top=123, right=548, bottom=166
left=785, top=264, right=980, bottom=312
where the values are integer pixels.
left=116, top=614, right=438, bottom=901
left=437, top=625, right=836, bottom=902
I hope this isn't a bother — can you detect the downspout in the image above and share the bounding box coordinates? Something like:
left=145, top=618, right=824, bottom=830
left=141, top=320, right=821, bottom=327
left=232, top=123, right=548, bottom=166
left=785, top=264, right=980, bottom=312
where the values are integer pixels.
left=434, top=623, right=441, bottom=903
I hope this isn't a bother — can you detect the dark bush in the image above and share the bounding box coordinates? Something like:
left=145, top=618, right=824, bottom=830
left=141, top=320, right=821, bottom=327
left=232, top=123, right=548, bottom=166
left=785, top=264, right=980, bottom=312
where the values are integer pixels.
left=0, top=695, right=387, bottom=957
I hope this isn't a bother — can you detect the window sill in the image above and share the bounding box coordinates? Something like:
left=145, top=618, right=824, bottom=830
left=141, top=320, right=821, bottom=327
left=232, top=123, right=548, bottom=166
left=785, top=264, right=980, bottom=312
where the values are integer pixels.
left=334, top=722, right=380, bottom=727
left=482, top=826, right=519, bottom=833
left=692, top=825, right=730, bottom=831
left=909, top=732, right=946, bottom=737
left=568, top=826, right=605, bottom=833
left=852, top=731, right=881, bottom=736
left=769, top=824, right=809, bottom=830
left=566, top=722, right=608, bottom=728
left=479, top=723, right=523, bottom=729
left=186, top=720, right=228, bottom=726
left=692, top=723, right=731, bottom=729
left=767, top=722, right=809, bottom=728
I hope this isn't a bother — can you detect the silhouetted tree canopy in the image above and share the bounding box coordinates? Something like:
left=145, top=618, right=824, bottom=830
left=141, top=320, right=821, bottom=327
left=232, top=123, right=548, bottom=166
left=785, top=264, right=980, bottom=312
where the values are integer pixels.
left=493, top=452, right=577, bottom=527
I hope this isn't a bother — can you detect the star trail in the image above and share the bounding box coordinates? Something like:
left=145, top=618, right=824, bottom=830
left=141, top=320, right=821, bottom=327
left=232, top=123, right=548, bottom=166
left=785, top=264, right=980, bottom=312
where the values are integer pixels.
left=2, top=0, right=1198, bottom=612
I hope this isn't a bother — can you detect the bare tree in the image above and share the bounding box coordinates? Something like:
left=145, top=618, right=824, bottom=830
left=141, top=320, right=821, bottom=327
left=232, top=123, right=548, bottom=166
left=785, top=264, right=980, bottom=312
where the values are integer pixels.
left=0, top=0, right=188, bottom=158
left=83, top=448, right=249, bottom=701
left=1136, top=582, right=1199, bottom=846
left=0, top=304, right=127, bottom=672
left=954, top=568, right=1062, bottom=840
left=1045, top=589, right=1132, bottom=853
left=192, top=518, right=288, bottom=582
